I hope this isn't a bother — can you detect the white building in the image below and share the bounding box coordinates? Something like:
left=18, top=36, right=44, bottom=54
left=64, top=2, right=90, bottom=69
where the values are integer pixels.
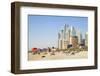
left=58, top=30, right=64, bottom=49
left=77, top=30, right=82, bottom=44
left=85, top=32, right=88, bottom=46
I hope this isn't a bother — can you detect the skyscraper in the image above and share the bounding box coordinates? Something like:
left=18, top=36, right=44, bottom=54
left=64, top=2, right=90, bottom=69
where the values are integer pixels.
left=70, top=26, right=76, bottom=37
left=58, top=32, right=61, bottom=49
left=63, top=24, right=70, bottom=49
left=85, top=32, right=88, bottom=46
left=61, top=29, right=65, bottom=49
left=77, top=30, right=82, bottom=44
left=58, top=29, right=65, bottom=49
left=70, top=36, right=78, bottom=48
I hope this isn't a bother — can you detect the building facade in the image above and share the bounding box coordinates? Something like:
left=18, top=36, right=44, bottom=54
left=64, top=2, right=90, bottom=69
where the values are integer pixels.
left=70, top=36, right=78, bottom=48
left=85, top=32, right=88, bottom=46
left=77, top=30, right=82, bottom=45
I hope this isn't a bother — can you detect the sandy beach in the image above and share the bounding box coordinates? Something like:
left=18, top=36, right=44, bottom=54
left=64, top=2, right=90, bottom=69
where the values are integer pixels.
left=28, top=51, right=88, bottom=61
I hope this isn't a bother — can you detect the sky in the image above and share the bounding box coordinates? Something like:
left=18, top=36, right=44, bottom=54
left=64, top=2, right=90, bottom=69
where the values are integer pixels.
left=28, top=15, right=88, bottom=50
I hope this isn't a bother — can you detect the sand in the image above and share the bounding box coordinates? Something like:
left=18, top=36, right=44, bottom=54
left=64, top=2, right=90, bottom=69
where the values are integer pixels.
left=28, top=51, right=88, bottom=61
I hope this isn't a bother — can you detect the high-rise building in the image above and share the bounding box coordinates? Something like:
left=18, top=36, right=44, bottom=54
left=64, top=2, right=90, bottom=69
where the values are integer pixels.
left=61, top=29, right=65, bottom=49
left=70, top=26, right=76, bottom=37
left=70, top=36, right=78, bottom=48
left=82, top=39, right=85, bottom=46
left=63, top=24, right=70, bottom=49
left=58, top=32, right=61, bottom=49
left=58, top=29, right=65, bottom=49
left=77, top=30, right=82, bottom=44
left=85, top=32, right=88, bottom=46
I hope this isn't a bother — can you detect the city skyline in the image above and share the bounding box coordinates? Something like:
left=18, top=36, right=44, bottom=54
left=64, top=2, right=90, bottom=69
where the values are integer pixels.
left=58, top=24, right=88, bottom=49
left=28, top=15, right=88, bottom=50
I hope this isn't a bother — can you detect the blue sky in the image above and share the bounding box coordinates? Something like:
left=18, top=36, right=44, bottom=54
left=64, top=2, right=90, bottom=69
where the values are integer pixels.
left=28, top=15, right=88, bottom=50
